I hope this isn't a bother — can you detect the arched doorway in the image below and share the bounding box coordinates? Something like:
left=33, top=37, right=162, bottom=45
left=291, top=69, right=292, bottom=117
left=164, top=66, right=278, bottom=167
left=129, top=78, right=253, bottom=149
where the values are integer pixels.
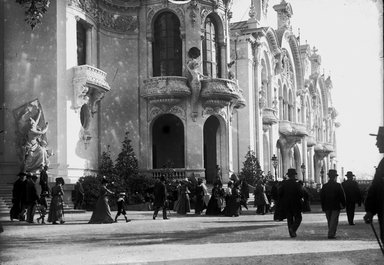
left=152, top=114, right=184, bottom=169
left=204, top=116, right=220, bottom=184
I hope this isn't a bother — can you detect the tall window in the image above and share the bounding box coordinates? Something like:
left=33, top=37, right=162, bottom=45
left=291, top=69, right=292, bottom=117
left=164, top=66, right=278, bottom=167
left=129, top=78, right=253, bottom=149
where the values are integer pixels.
left=76, top=21, right=86, bottom=66
left=153, top=12, right=182, bottom=76
left=203, top=16, right=221, bottom=78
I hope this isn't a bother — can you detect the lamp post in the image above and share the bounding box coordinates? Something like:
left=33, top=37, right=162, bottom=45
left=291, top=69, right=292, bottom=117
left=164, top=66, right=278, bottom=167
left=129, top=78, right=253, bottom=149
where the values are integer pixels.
left=320, top=166, right=324, bottom=184
left=300, top=163, right=306, bottom=184
left=271, top=154, right=278, bottom=181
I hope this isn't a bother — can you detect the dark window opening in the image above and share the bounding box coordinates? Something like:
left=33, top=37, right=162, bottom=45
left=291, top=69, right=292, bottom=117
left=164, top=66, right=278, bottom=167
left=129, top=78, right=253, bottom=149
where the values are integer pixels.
left=153, top=12, right=182, bottom=76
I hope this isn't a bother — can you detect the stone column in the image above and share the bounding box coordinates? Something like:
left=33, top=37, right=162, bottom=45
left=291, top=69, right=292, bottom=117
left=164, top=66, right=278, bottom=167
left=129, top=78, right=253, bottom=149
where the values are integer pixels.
left=235, top=35, right=256, bottom=160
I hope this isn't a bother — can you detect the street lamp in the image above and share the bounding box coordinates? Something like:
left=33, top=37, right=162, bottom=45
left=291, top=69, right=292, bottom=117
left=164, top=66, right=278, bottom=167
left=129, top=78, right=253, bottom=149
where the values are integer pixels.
left=320, top=166, right=324, bottom=183
left=300, top=163, right=306, bottom=184
left=271, top=154, right=278, bottom=181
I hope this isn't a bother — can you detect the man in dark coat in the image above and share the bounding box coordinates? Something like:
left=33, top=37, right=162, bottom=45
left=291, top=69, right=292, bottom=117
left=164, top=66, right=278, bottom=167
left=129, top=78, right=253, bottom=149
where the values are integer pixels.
left=25, top=174, right=39, bottom=223
left=152, top=175, right=169, bottom=220
left=320, top=169, right=346, bottom=239
left=364, top=126, right=384, bottom=245
left=10, top=172, right=27, bottom=221
left=342, top=171, right=362, bottom=225
left=278, top=168, right=304, bottom=238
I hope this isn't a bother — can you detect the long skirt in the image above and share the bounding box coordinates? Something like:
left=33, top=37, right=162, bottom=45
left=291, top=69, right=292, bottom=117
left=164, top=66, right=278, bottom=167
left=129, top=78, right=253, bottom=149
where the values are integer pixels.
left=88, top=195, right=114, bottom=224
left=48, top=196, right=64, bottom=223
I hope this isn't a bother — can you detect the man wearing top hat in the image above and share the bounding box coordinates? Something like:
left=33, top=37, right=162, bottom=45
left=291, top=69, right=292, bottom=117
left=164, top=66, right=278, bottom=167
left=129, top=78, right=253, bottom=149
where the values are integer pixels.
left=278, top=168, right=304, bottom=238
left=342, top=171, right=362, bottom=225
left=364, top=126, right=384, bottom=245
left=320, top=169, right=346, bottom=239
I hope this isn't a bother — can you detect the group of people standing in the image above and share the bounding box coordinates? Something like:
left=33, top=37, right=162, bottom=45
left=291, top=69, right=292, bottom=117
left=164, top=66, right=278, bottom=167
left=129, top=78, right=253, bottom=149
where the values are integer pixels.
left=10, top=166, right=65, bottom=225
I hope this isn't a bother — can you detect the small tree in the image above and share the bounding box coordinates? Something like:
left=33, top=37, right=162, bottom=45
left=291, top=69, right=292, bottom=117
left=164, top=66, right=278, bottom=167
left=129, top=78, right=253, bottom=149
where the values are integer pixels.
left=99, top=145, right=115, bottom=178
left=239, top=147, right=262, bottom=186
left=114, top=132, right=139, bottom=181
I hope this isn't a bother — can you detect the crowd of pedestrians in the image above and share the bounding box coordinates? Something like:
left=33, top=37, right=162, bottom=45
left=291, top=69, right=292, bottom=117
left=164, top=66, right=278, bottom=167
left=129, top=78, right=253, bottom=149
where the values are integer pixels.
left=7, top=126, right=384, bottom=249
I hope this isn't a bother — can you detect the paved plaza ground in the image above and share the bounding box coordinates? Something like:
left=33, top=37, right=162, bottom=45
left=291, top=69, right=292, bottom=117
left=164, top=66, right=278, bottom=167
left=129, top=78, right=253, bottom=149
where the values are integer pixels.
left=0, top=205, right=383, bottom=265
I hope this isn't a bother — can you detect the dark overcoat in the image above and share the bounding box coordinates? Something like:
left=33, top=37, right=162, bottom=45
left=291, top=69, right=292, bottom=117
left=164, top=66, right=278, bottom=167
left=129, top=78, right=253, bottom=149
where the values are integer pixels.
left=365, top=157, right=384, bottom=242
left=278, top=178, right=304, bottom=213
left=342, top=179, right=362, bottom=205
left=320, top=180, right=346, bottom=211
left=153, top=180, right=167, bottom=208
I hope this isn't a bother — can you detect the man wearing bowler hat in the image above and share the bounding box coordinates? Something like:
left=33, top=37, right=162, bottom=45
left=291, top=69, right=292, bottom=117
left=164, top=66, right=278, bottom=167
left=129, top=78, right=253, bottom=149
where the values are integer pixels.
left=342, top=171, right=362, bottom=225
left=364, top=126, right=384, bottom=245
left=278, top=168, right=304, bottom=238
left=320, top=169, right=346, bottom=239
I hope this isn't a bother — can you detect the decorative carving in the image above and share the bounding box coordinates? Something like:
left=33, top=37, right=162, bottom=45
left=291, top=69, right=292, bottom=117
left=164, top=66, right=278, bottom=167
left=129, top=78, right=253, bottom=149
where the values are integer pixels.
left=79, top=128, right=92, bottom=150
left=262, top=108, right=278, bottom=125
left=13, top=99, right=52, bottom=172
left=202, top=107, right=227, bottom=121
left=68, top=0, right=138, bottom=33
left=185, top=47, right=204, bottom=120
left=16, top=0, right=51, bottom=29
left=99, top=10, right=138, bottom=33
left=72, top=65, right=111, bottom=114
left=142, top=76, right=191, bottom=112
left=148, top=105, right=186, bottom=122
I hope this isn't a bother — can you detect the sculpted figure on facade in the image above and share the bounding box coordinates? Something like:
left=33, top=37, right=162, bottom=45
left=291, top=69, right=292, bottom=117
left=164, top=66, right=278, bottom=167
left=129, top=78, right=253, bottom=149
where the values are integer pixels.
left=13, top=99, right=51, bottom=172
left=186, top=47, right=205, bottom=120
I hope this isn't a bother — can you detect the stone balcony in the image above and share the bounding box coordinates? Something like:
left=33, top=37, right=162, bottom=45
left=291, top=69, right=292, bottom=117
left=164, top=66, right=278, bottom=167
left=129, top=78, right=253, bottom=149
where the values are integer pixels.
left=278, top=120, right=308, bottom=137
left=262, top=107, right=278, bottom=125
left=72, top=65, right=111, bottom=112
left=200, top=78, right=245, bottom=109
left=142, top=76, right=191, bottom=106
left=314, top=142, right=334, bottom=159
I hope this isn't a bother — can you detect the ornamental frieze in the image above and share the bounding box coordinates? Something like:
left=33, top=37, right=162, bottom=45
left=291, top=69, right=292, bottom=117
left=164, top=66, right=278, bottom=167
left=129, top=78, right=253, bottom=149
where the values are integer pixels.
left=67, top=0, right=138, bottom=33
left=149, top=105, right=186, bottom=122
left=99, top=10, right=138, bottom=33
left=202, top=107, right=227, bottom=121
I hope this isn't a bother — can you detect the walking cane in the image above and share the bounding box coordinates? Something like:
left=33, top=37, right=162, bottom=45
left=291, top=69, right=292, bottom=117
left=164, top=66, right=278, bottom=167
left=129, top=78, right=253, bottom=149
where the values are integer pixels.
left=370, top=221, right=384, bottom=255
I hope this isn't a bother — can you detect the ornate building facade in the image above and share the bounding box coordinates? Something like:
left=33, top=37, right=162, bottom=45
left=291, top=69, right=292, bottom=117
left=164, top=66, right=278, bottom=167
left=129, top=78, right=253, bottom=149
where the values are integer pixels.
left=0, top=0, right=338, bottom=187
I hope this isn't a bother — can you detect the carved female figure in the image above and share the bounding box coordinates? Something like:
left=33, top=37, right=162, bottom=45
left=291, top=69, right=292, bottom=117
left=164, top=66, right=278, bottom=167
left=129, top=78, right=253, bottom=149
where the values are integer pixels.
left=23, top=109, right=50, bottom=172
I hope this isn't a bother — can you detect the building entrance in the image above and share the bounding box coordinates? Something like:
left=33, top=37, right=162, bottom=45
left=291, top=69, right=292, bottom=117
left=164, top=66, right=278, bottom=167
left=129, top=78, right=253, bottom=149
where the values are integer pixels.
left=204, top=116, right=220, bottom=184
left=152, top=114, right=184, bottom=169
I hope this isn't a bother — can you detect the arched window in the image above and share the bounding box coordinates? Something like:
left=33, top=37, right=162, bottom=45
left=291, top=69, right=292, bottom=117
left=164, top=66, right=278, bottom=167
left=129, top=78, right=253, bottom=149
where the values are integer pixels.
left=153, top=12, right=182, bottom=77
left=203, top=16, right=221, bottom=78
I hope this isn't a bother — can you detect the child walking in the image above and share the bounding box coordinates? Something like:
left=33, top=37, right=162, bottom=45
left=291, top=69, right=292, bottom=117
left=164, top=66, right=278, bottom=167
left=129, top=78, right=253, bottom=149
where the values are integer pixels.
left=37, top=191, right=49, bottom=224
left=115, top=192, right=130, bottom=223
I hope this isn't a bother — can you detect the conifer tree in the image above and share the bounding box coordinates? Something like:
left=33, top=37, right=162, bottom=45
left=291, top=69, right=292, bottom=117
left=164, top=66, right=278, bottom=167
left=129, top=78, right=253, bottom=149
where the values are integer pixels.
left=114, top=131, right=139, bottom=181
left=98, top=145, right=115, bottom=177
left=239, top=147, right=262, bottom=186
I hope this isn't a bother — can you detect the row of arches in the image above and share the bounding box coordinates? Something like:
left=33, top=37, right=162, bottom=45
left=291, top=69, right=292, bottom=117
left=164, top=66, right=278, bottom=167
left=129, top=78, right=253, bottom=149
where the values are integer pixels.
left=152, top=114, right=223, bottom=183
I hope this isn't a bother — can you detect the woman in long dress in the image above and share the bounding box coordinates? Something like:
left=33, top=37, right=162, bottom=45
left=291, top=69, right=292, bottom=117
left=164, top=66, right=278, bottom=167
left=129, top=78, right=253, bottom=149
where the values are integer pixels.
left=174, top=179, right=191, bottom=215
left=48, top=177, right=65, bottom=224
left=88, top=178, right=114, bottom=224
left=206, top=182, right=224, bottom=216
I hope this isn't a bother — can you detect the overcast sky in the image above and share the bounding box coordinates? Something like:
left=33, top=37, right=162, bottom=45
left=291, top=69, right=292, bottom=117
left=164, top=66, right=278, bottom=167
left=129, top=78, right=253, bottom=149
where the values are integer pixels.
left=231, top=0, right=383, bottom=177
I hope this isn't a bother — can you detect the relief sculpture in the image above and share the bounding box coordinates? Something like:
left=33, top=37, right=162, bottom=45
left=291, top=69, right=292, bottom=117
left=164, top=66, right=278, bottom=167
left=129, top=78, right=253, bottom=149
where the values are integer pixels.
left=13, top=99, right=52, bottom=172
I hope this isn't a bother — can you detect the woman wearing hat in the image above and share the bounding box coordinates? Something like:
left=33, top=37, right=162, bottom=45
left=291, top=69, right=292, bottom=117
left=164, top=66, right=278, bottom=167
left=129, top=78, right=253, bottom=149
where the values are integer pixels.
left=47, top=177, right=65, bottom=224
left=89, top=177, right=114, bottom=224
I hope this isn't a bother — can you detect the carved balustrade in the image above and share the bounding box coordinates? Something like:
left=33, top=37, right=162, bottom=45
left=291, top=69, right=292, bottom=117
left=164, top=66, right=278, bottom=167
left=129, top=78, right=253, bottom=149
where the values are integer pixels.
left=262, top=107, right=278, bottom=125
left=72, top=65, right=111, bottom=113
left=142, top=76, right=191, bottom=106
left=278, top=120, right=308, bottom=137
left=200, top=78, right=245, bottom=109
